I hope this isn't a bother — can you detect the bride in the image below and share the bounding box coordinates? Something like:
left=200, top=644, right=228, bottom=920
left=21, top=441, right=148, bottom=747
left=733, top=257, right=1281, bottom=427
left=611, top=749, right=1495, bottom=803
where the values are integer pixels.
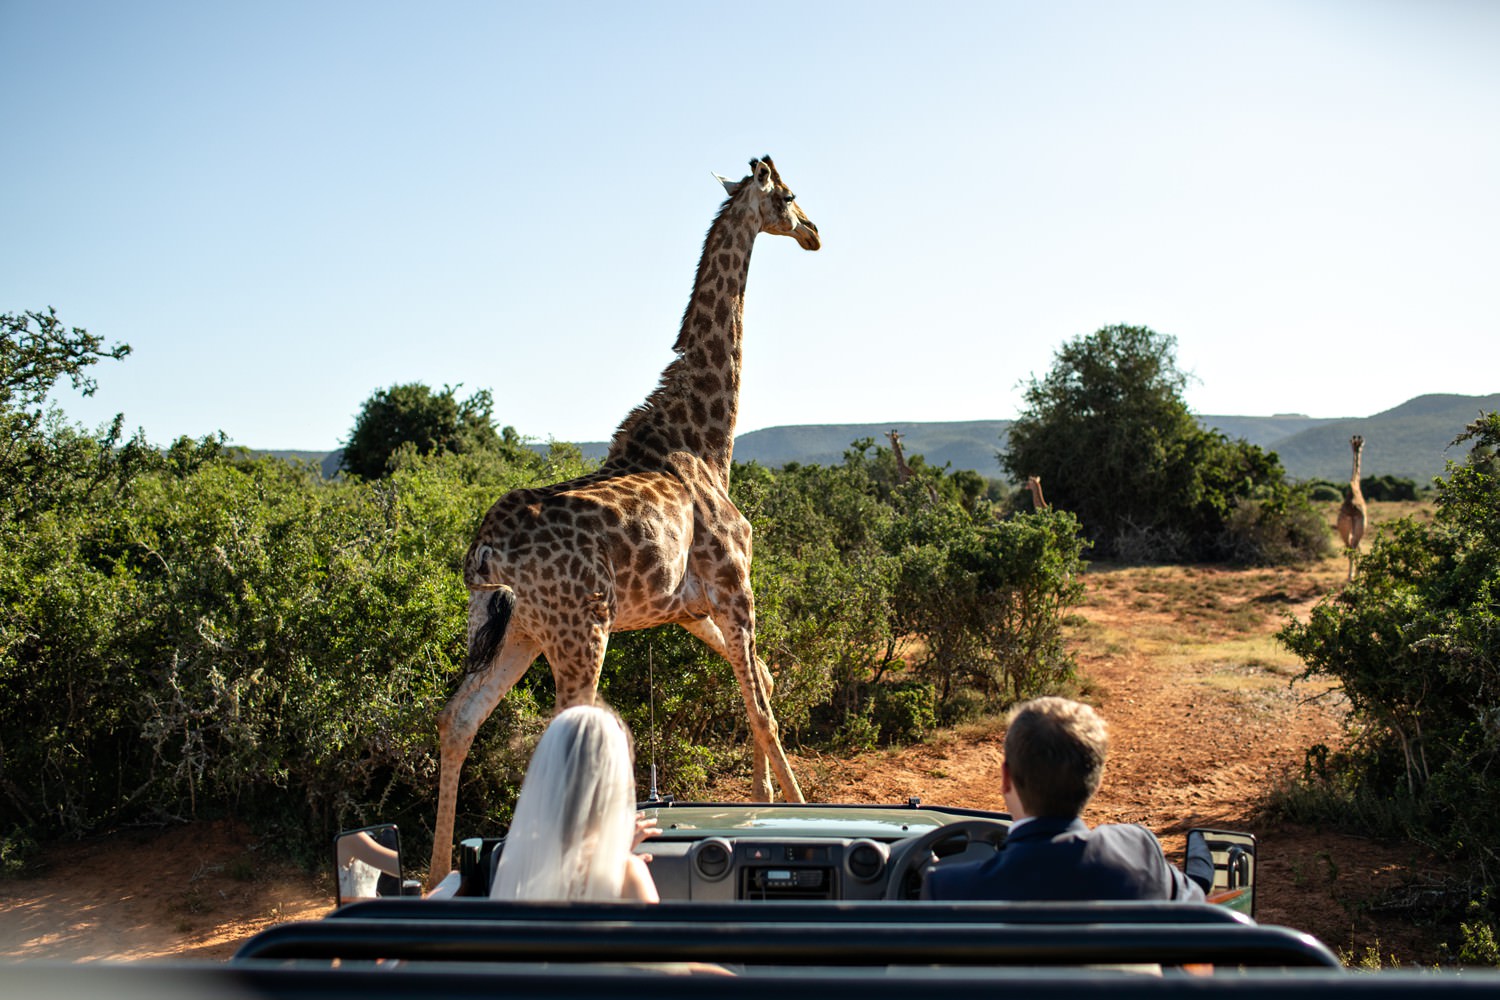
left=490, top=704, right=659, bottom=902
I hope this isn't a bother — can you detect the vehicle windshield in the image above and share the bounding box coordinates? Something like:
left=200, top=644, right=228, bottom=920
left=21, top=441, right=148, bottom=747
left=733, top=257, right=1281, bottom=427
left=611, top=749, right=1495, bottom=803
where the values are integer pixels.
left=640, top=803, right=987, bottom=841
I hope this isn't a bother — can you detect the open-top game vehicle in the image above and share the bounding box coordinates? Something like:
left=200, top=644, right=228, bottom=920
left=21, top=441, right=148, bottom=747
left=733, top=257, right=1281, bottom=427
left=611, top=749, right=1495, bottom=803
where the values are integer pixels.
left=408, top=797, right=1257, bottom=913
left=262, top=799, right=1317, bottom=967
left=7, top=796, right=1500, bottom=999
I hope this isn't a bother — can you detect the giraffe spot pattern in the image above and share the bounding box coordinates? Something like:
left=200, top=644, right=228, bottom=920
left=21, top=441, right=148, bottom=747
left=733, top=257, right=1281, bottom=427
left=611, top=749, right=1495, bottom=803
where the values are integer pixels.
left=695, top=371, right=722, bottom=396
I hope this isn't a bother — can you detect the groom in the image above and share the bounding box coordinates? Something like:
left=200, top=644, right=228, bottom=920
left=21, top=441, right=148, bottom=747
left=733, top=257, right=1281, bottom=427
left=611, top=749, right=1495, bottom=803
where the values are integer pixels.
left=922, top=697, right=1213, bottom=902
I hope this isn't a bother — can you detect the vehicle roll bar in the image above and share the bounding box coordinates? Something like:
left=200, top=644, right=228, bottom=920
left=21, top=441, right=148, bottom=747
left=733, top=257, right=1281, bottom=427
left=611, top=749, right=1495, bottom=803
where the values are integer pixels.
left=331, top=898, right=1253, bottom=926
left=236, top=915, right=1340, bottom=967
left=12, top=963, right=1500, bottom=1000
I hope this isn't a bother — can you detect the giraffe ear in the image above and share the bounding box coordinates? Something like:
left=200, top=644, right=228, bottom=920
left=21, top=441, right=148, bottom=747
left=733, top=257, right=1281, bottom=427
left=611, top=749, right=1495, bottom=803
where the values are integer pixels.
left=714, top=172, right=742, bottom=196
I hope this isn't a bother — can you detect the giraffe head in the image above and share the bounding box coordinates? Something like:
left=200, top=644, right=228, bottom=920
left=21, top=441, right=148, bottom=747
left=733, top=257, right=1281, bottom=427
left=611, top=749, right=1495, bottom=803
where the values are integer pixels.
left=1351, top=435, right=1364, bottom=454
left=717, top=155, right=820, bottom=251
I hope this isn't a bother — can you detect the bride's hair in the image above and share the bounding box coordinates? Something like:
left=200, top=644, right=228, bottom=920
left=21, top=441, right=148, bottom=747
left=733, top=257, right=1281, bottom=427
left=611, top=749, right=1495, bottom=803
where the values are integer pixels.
left=490, top=704, right=639, bottom=901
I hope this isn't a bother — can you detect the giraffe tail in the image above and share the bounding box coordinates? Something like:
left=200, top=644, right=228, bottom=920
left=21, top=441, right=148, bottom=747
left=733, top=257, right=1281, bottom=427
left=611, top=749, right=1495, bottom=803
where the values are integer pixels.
left=467, top=586, right=516, bottom=674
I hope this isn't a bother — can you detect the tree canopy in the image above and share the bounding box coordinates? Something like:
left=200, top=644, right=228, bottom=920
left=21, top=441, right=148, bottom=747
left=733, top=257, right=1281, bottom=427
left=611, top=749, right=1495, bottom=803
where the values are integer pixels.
left=0, top=307, right=131, bottom=417
left=341, top=382, right=519, bottom=479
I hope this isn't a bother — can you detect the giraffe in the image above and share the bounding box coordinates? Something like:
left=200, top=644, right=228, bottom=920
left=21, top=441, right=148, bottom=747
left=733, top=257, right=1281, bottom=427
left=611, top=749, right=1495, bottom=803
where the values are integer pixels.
left=1335, top=434, right=1366, bottom=582
left=427, top=157, right=817, bottom=884
left=888, top=429, right=939, bottom=504
left=1025, top=475, right=1049, bottom=511
left=888, top=430, right=914, bottom=484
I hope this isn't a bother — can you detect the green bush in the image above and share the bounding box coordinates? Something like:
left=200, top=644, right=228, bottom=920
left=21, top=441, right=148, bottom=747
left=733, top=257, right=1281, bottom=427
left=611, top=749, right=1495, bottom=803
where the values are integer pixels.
left=890, top=504, right=1087, bottom=705
left=1360, top=474, right=1421, bottom=502
left=871, top=679, right=938, bottom=744
left=1221, top=489, right=1333, bottom=566
left=1306, top=480, right=1345, bottom=502
left=1458, top=911, right=1500, bottom=966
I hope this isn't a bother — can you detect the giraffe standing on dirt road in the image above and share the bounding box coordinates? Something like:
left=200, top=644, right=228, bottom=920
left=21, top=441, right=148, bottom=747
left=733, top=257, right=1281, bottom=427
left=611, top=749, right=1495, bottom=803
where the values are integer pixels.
left=1336, top=434, right=1367, bottom=582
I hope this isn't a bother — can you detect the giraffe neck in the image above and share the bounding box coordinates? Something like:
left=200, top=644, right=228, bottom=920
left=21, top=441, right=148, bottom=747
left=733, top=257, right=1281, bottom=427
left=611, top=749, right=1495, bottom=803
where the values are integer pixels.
left=607, top=195, right=758, bottom=481
left=1350, top=447, right=1363, bottom=497
left=890, top=434, right=913, bottom=483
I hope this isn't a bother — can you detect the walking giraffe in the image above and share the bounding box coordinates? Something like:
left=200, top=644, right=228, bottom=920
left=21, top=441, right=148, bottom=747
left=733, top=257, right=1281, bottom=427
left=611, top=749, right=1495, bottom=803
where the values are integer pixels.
left=1335, top=434, right=1366, bottom=582
left=427, top=157, right=817, bottom=883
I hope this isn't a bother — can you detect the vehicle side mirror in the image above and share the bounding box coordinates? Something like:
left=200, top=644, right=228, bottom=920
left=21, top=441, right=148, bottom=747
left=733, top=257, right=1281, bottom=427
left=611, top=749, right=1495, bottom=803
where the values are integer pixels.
left=1188, top=828, right=1257, bottom=918
left=334, top=823, right=404, bottom=906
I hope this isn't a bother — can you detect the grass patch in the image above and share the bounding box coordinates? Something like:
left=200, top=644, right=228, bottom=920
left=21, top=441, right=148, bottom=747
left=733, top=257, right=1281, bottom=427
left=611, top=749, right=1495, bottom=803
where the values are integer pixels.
left=952, top=712, right=1009, bottom=742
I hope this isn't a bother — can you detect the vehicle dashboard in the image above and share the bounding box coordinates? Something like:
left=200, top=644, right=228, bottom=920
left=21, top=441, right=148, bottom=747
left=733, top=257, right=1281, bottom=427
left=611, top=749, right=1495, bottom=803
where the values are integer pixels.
left=455, top=800, right=1013, bottom=901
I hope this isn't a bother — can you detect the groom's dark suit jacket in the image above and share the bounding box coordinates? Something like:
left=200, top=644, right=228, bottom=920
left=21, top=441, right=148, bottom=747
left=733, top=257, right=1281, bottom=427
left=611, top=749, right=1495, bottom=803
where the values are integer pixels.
left=921, top=816, right=1208, bottom=902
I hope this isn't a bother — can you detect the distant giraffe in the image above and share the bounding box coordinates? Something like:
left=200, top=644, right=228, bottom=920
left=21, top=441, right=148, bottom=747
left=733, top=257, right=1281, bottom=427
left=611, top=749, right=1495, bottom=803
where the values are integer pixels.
left=1335, top=435, right=1366, bottom=582
left=1025, top=475, right=1049, bottom=511
left=427, top=157, right=818, bottom=884
left=888, top=429, right=939, bottom=504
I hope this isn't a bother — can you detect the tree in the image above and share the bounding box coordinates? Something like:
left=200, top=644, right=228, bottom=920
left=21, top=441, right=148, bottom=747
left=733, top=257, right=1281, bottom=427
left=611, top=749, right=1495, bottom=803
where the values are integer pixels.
left=1, top=309, right=138, bottom=523
left=340, top=382, right=513, bottom=480
left=0, top=307, right=131, bottom=420
left=1002, top=324, right=1323, bottom=563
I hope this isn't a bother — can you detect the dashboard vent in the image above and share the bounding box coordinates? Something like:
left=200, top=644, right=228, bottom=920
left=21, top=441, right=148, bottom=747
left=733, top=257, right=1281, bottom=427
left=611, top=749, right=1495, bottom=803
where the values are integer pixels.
left=846, top=839, right=887, bottom=881
left=692, top=838, right=733, bottom=881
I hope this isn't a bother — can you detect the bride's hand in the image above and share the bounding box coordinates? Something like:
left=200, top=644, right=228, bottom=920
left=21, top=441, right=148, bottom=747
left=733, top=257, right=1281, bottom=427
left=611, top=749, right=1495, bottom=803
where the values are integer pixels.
left=633, top=811, right=662, bottom=852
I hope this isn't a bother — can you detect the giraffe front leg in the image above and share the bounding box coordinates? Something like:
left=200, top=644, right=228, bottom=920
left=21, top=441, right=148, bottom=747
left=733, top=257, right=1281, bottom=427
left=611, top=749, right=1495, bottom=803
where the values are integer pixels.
left=680, top=620, right=774, bottom=797
left=680, top=616, right=803, bottom=803
left=751, top=654, right=776, bottom=799
left=742, top=642, right=804, bottom=804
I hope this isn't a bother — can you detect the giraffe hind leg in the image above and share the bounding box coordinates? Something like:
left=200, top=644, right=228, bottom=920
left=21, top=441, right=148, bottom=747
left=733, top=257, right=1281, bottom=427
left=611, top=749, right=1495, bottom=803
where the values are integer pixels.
left=429, top=610, right=538, bottom=887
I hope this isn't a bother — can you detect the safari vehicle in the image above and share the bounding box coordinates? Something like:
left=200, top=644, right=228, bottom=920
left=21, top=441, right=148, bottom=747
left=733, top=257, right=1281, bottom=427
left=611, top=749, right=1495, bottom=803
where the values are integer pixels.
left=7, top=798, right=1500, bottom=999
left=252, top=799, right=1300, bottom=966
left=222, top=799, right=1492, bottom=995
left=397, top=797, right=1258, bottom=912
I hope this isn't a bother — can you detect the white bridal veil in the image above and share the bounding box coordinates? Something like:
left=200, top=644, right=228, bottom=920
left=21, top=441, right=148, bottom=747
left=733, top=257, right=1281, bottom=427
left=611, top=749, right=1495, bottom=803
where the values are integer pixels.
left=490, top=705, right=638, bottom=901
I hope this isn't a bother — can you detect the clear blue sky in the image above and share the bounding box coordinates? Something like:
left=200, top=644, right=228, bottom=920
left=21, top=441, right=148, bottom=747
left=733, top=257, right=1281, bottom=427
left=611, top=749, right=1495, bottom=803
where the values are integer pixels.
left=3, top=0, right=1497, bottom=452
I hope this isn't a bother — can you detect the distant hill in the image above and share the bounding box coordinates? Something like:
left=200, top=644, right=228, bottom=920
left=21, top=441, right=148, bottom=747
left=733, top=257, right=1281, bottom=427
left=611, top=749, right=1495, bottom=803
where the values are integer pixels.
left=1267, top=393, right=1500, bottom=483
left=726, top=395, right=1496, bottom=483
left=1195, top=414, right=1337, bottom=450
left=262, top=393, right=1497, bottom=486
left=733, top=420, right=1013, bottom=475
left=255, top=449, right=346, bottom=478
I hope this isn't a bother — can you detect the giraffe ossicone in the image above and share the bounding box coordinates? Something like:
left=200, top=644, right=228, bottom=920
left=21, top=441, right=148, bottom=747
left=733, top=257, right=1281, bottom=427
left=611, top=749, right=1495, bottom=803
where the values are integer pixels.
left=427, top=156, right=818, bottom=885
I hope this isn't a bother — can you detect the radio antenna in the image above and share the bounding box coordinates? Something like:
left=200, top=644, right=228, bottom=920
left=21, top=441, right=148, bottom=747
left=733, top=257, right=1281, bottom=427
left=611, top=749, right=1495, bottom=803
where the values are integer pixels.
left=647, top=641, right=660, bottom=801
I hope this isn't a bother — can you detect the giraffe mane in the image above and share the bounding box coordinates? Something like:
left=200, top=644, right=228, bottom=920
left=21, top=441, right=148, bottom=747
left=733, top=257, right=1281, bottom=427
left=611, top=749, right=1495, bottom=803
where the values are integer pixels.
left=607, top=180, right=750, bottom=455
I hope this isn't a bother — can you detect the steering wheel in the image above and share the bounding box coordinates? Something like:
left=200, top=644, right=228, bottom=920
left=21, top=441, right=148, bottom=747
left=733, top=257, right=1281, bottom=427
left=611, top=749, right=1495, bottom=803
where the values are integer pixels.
left=884, top=818, right=1010, bottom=900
